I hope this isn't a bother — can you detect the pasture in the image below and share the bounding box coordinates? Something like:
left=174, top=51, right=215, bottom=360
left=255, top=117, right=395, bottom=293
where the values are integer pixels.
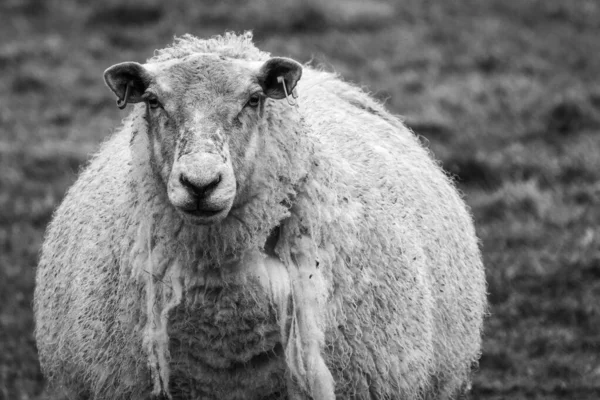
left=1, top=0, right=599, bottom=398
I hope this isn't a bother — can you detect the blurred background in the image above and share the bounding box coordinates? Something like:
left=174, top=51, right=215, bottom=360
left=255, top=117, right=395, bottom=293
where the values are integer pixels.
left=1, top=0, right=599, bottom=399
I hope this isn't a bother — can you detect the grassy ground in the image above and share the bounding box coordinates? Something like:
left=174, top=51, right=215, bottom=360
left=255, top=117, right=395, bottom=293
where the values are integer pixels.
left=1, top=0, right=600, bottom=398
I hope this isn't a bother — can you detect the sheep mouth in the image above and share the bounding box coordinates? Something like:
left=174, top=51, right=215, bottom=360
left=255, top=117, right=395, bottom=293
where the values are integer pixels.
left=177, top=206, right=230, bottom=224
left=184, top=207, right=224, bottom=217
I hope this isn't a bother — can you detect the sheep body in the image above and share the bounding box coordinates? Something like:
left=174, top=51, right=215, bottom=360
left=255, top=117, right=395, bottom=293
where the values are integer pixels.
left=34, top=33, right=486, bottom=400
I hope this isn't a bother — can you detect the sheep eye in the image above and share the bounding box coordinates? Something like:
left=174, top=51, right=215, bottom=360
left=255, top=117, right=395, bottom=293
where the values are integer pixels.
left=247, top=93, right=260, bottom=108
left=147, top=97, right=161, bottom=109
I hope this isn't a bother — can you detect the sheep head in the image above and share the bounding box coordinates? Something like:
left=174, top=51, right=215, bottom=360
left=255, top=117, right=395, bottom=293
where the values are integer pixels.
left=104, top=55, right=302, bottom=225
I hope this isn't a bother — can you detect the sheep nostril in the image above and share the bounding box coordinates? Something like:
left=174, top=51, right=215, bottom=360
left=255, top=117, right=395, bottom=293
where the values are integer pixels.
left=206, top=174, right=222, bottom=190
left=179, top=174, right=221, bottom=198
left=179, top=175, right=195, bottom=192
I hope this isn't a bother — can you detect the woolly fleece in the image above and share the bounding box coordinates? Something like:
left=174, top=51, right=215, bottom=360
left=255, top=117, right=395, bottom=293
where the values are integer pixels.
left=34, top=32, right=487, bottom=400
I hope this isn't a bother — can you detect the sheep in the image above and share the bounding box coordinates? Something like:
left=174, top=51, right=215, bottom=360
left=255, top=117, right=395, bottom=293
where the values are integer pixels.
left=34, top=32, right=487, bottom=400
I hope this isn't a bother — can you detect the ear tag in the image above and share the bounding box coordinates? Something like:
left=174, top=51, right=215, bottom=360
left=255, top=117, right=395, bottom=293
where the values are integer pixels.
left=277, top=76, right=298, bottom=107
left=116, top=81, right=133, bottom=110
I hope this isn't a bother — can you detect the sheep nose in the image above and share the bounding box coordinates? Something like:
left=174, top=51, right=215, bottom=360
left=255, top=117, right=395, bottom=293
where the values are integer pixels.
left=179, top=173, right=221, bottom=199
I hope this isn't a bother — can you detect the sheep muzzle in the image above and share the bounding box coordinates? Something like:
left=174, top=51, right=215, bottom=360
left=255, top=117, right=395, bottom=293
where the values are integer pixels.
left=167, top=153, right=236, bottom=224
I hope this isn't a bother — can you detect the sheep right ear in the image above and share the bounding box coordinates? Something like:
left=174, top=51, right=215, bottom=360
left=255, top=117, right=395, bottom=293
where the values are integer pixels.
left=257, top=57, right=302, bottom=100
left=104, top=62, right=152, bottom=109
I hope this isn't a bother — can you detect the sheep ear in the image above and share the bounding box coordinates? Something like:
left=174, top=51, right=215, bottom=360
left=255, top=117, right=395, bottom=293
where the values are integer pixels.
left=257, top=57, right=302, bottom=100
left=104, top=62, right=152, bottom=108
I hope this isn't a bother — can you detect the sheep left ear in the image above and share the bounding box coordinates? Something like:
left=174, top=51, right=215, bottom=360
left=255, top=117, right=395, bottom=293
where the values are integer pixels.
left=257, top=57, right=302, bottom=100
left=104, top=62, right=152, bottom=109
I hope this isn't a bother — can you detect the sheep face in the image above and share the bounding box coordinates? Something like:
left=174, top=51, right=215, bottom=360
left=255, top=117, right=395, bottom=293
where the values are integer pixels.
left=104, top=55, right=302, bottom=225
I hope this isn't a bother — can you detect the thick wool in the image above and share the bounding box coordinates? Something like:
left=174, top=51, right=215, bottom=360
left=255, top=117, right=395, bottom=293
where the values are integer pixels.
left=34, top=32, right=486, bottom=400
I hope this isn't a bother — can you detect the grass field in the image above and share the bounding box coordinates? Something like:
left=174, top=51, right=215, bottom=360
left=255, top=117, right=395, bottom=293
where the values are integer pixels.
left=2, top=0, right=600, bottom=398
